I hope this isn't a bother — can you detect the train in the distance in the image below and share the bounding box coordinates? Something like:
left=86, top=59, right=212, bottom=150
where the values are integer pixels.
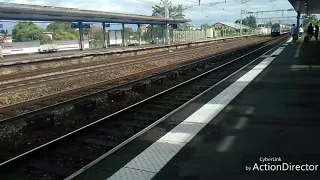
left=271, top=23, right=290, bottom=36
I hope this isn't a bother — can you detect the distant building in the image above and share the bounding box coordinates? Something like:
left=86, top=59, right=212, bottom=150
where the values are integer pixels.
left=140, top=25, right=148, bottom=33
left=212, top=22, right=251, bottom=30
left=0, top=35, right=12, bottom=43
left=189, top=26, right=197, bottom=30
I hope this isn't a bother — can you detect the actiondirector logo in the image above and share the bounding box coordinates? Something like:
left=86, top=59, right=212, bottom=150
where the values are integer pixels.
left=245, top=157, right=320, bottom=172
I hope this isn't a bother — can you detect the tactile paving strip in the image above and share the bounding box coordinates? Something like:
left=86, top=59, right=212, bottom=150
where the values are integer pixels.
left=107, top=167, right=155, bottom=180
left=124, top=140, right=185, bottom=173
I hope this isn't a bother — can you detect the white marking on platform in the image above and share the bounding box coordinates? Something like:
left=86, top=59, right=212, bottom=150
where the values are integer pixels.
left=107, top=56, right=276, bottom=180
left=291, top=65, right=309, bottom=69
left=270, top=48, right=284, bottom=56
left=107, top=168, right=154, bottom=180
left=291, top=65, right=320, bottom=71
left=217, top=136, right=236, bottom=152
left=217, top=106, right=253, bottom=152
left=295, top=44, right=301, bottom=57
left=245, top=106, right=255, bottom=115
left=287, top=38, right=293, bottom=43
left=235, top=117, right=248, bottom=130
left=282, top=43, right=288, bottom=46
left=260, top=55, right=270, bottom=58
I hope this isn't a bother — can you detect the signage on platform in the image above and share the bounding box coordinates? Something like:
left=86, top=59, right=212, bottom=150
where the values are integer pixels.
left=71, top=23, right=90, bottom=29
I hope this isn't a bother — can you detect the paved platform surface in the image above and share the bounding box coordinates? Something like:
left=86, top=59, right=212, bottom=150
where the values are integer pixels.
left=0, top=35, right=259, bottom=65
left=150, top=38, right=320, bottom=180
left=70, top=36, right=320, bottom=180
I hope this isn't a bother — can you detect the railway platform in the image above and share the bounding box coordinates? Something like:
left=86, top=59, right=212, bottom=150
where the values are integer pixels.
left=0, top=35, right=259, bottom=66
left=68, top=36, right=320, bottom=180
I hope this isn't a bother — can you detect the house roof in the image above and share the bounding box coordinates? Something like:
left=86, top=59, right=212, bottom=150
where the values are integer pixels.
left=213, top=22, right=252, bottom=30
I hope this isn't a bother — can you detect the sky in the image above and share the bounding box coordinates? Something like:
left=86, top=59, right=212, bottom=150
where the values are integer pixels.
left=0, top=0, right=298, bottom=32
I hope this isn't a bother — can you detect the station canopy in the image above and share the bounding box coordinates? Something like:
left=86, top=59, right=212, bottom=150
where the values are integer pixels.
left=0, top=2, right=190, bottom=25
left=288, top=0, right=320, bottom=14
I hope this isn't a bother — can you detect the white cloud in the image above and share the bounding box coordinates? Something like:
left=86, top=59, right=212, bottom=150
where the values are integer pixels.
left=1, top=0, right=297, bottom=26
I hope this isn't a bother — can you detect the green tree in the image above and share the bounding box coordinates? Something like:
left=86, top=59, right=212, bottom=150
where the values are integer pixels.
left=87, top=26, right=105, bottom=48
left=124, top=27, right=136, bottom=37
left=39, top=34, right=52, bottom=44
left=144, top=0, right=190, bottom=42
left=201, top=23, right=211, bottom=29
left=12, top=21, right=43, bottom=42
left=142, top=25, right=164, bottom=42
left=151, top=0, right=185, bottom=19
left=151, top=0, right=191, bottom=30
left=53, top=31, right=78, bottom=40
left=302, top=14, right=318, bottom=28
left=46, top=22, right=79, bottom=40
left=88, top=26, right=104, bottom=40
left=235, top=15, right=257, bottom=28
left=12, top=21, right=53, bottom=44
left=47, top=22, right=71, bottom=32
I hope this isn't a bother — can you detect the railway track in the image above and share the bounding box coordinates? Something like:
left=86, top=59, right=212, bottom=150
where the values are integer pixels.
left=0, top=36, right=252, bottom=81
left=0, top=37, right=252, bottom=93
left=0, top=35, right=287, bottom=180
left=0, top=37, right=271, bottom=120
left=0, top=36, right=277, bottom=164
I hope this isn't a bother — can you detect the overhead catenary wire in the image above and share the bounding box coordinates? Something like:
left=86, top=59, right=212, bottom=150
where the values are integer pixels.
left=132, top=0, right=296, bottom=26
left=135, top=0, right=232, bottom=18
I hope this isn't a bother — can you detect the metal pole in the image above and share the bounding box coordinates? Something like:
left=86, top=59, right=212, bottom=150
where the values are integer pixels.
left=151, top=24, right=154, bottom=43
left=256, top=12, right=259, bottom=34
left=138, top=24, right=142, bottom=45
left=121, top=23, right=125, bottom=46
left=162, top=26, right=165, bottom=43
left=107, top=30, right=110, bottom=48
left=0, top=45, right=3, bottom=58
left=297, top=11, right=301, bottom=36
left=79, top=21, right=84, bottom=50
left=164, top=0, right=170, bottom=44
left=102, top=22, right=107, bottom=48
left=240, top=10, right=243, bottom=36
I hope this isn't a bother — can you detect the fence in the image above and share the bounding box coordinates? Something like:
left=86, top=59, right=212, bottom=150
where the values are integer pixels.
left=0, top=29, right=266, bottom=56
left=173, top=30, right=206, bottom=42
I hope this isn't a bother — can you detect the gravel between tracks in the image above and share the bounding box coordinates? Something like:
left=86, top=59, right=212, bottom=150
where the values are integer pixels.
left=0, top=63, right=110, bottom=85
left=0, top=38, right=269, bottom=108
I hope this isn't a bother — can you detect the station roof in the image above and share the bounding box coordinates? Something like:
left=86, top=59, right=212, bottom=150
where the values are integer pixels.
left=288, top=0, right=320, bottom=14
left=0, top=2, right=190, bottom=25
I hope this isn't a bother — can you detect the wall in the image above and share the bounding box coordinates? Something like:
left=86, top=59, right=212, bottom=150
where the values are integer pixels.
left=53, top=40, right=89, bottom=51
left=1, top=40, right=89, bottom=55
left=205, top=28, right=216, bottom=38
left=108, top=30, right=123, bottom=46
left=1, top=41, right=40, bottom=55
left=257, top=27, right=271, bottom=34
